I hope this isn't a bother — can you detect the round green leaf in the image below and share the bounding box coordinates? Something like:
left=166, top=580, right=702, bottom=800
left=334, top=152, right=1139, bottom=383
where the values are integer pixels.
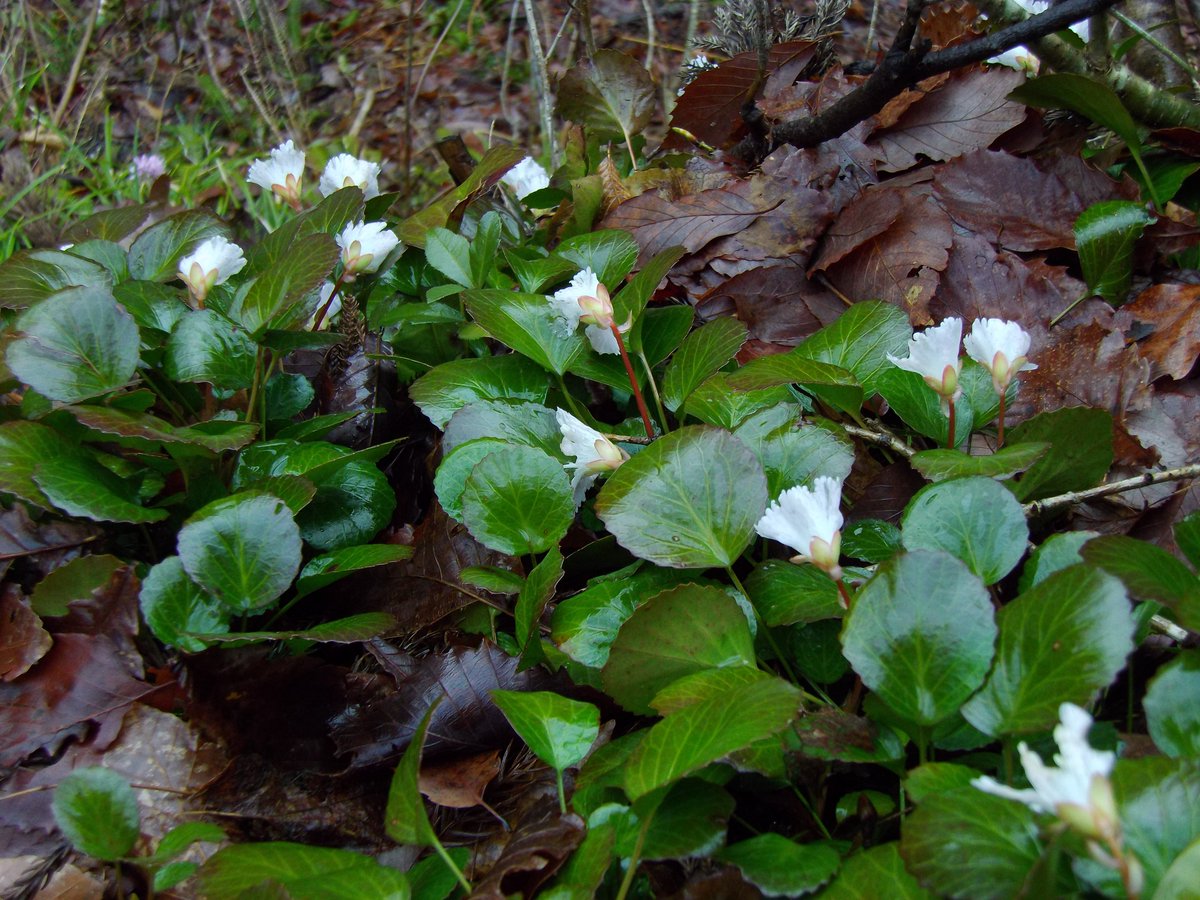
left=177, top=492, right=302, bottom=612
left=744, top=559, right=842, bottom=627
left=715, top=833, right=840, bottom=896
left=52, top=767, right=140, bottom=861
left=1144, top=652, right=1200, bottom=757
left=962, top=564, right=1134, bottom=736
left=0, top=248, right=114, bottom=309
left=298, top=460, right=396, bottom=551
left=436, top=439, right=523, bottom=523
left=265, top=372, right=315, bottom=421
left=491, top=689, right=600, bottom=772
left=410, top=356, right=549, bottom=429
left=595, top=425, right=767, bottom=568
left=441, top=400, right=562, bottom=457
left=34, top=454, right=168, bottom=524
left=7, top=286, right=139, bottom=403
left=460, top=444, right=574, bottom=555
left=127, top=209, right=229, bottom=282
left=821, top=843, right=934, bottom=900
left=902, top=477, right=1028, bottom=585
left=0, top=420, right=84, bottom=509
left=602, top=583, right=756, bottom=715
left=842, top=518, right=903, bottom=564
left=842, top=550, right=996, bottom=726
left=139, top=556, right=230, bottom=652
left=165, top=309, right=257, bottom=391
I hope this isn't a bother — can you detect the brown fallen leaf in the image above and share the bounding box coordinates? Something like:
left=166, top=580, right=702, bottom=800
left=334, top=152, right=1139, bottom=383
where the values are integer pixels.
left=0, top=585, right=52, bottom=681
left=696, top=264, right=845, bottom=352
left=419, top=750, right=501, bottom=809
left=1117, top=283, right=1200, bottom=380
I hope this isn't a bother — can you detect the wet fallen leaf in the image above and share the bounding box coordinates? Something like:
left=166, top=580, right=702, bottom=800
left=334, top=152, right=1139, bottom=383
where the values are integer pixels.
left=1118, top=283, right=1200, bottom=380
left=419, top=749, right=502, bottom=811
left=0, top=585, right=52, bottom=681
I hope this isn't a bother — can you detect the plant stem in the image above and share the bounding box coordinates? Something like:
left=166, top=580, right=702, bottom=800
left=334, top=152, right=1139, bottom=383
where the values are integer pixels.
left=615, top=814, right=651, bottom=900
left=1023, top=462, right=1200, bottom=517
left=726, top=566, right=799, bottom=685
left=946, top=401, right=957, bottom=450
left=431, top=833, right=472, bottom=894
left=997, top=391, right=1006, bottom=448
left=556, top=768, right=567, bottom=814
left=638, top=350, right=670, bottom=433
left=310, top=271, right=349, bottom=332
left=612, top=324, right=654, bottom=438
left=556, top=374, right=588, bottom=421
left=835, top=578, right=853, bottom=610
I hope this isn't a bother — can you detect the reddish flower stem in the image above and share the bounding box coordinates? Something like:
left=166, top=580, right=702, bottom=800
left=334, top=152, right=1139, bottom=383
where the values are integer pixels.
left=611, top=322, right=655, bottom=439
left=997, top=391, right=1007, bottom=449
left=310, top=271, right=350, bottom=332
left=947, top=401, right=957, bottom=450
left=835, top=578, right=853, bottom=611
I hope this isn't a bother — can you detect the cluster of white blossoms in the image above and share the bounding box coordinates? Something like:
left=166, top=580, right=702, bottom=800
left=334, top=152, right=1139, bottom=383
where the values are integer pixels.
left=555, top=410, right=628, bottom=504
left=246, top=141, right=385, bottom=207
left=548, top=268, right=631, bottom=355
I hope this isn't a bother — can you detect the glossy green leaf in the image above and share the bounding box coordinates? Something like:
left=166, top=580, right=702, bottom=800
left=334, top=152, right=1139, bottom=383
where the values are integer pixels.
left=265, top=372, right=315, bottom=421
left=1018, top=531, right=1096, bottom=592
left=905, top=763, right=982, bottom=803
left=196, top=612, right=396, bottom=644
left=469, top=211, right=502, bottom=288
left=461, top=444, right=574, bottom=555
left=7, top=286, right=139, bottom=403
left=1082, top=535, right=1200, bottom=631
left=1144, top=651, right=1200, bottom=757
left=901, top=477, right=1028, bottom=585
left=52, top=767, right=140, bottom=861
left=463, top=289, right=587, bottom=375
left=901, top=787, right=1042, bottom=900
left=661, top=318, right=747, bottom=411
left=650, top=666, right=770, bottom=716
left=1155, top=837, right=1200, bottom=900
left=624, top=677, right=801, bottom=799
left=110, top=281, right=186, bottom=336
left=875, top=366, right=974, bottom=448
left=726, top=352, right=864, bottom=416
left=144, top=821, right=227, bottom=866
left=425, top=228, right=474, bottom=288
left=797, top=301, right=911, bottom=396
left=1107, top=758, right=1200, bottom=899
left=295, top=544, right=413, bottom=598
left=842, top=519, right=903, bottom=564
left=434, top=438, right=512, bottom=522
left=491, top=689, right=600, bottom=772
left=602, top=583, right=756, bottom=715
left=1010, top=74, right=1141, bottom=153
left=177, top=492, right=302, bottom=612
left=139, top=556, right=229, bottom=652
left=682, top=373, right=792, bottom=429
left=34, top=454, right=168, bottom=524
left=30, top=554, right=124, bottom=618
left=385, top=699, right=439, bottom=846
left=821, top=843, right=934, bottom=900
left=553, top=230, right=640, bottom=291
left=410, top=356, right=549, bottom=429
left=910, top=443, right=1049, bottom=482
left=743, top=559, right=841, bottom=627
left=1074, top=200, right=1155, bottom=302
left=197, top=842, right=410, bottom=900
left=613, top=246, right=685, bottom=335
left=68, top=405, right=258, bottom=452
left=297, top=460, right=396, bottom=551
left=1008, top=406, right=1113, bottom=502
left=459, top=566, right=525, bottom=595
left=229, top=233, right=337, bottom=334
left=515, top=546, right=563, bottom=664
left=790, top=619, right=850, bottom=684
left=165, top=309, right=257, bottom=391
left=127, top=209, right=229, bottom=282
left=962, top=564, right=1134, bottom=735
left=442, top=400, right=564, bottom=458
left=505, top=252, right=579, bottom=294
left=639, top=304, right=694, bottom=366
left=0, top=248, right=114, bottom=309
left=556, top=50, right=655, bottom=143
left=0, top=420, right=84, bottom=509
left=641, top=779, right=734, bottom=860
left=715, top=833, right=840, bottom=896
left=843, top=550, right=995, bottom=725
left=595, top=426, right=768, bottom=568
left=734, top=410, right=855, bottom=500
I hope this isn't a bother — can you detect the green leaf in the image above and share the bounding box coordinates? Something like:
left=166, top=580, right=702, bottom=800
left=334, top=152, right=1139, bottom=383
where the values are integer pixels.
left=515, top=546, right=563, bottom=663
left=34, top=453, right=168, bottom=524
left=875, top=366, right=974, bottom=448
left=638, top=304, right=694, bottom=365
left=661, top=318, right=747, bottom=411
left=910, top=443, right=1049, bottom=482
left=1074, top=200, right=1155, bottom=302
left=68, top=405, right=258, bottom=452
left=842, top=519, right=903, bottom=564
left=7, top=286, right=139, bottom=403
left=715, top=834, right=840, bottom=896
left=165, top=309, right=257, bottom=391
left=491, top=689, right=600, bottom=772
left=1082, top=535, right=1200, bottom=631
left=229, top=233, right=337, bottom=334
left=470, top=212, right=502, bottom=289
left=1108, top=758, right=1200, bottom=899
left=790, top=619, right=850, bottom=684
left=624, top=677, right=801, bottom=799
left=797, top=301, right=911, bottom=396
left=650, top=667, right=770, bottom=716
left=145, top=821, right=227, bottom=866
left=295, top=544, right=413, bottom=599
left=51, top=767, right=140, bottom=861
left=555, top=49, right=655, bottom=144
left=265, top=372, right=315, bottom=421
left=197, top=842, right=411, bottom=899
left=613, top=246, right=686, bottom=337
left=425, top=228, right=474, bottom=288
left=642, top=779, right=734, bottom=860
left=434, top=438, right=512, bottom=522
left=127, top=209, right=229, bottom=282
left=410, top=356, right=549, bottom=429
left=901, top=477, right=1029, bottom=585
left=139, top=556, right=229, bottom=652
left=505, top=252, right=579, bottom=294
left=553, top=230, right=640, bottom=289
left=0, top=422, right=81, bottom=510
left=442, top=399, right=562, bottom=457
left=1155, top=837, right=1200, bottom=900
left=461, top=444, right=574, bottom=555
left=1018, top=531, right=1096, bottom=592
left=1008, top=406, right=1113, bottom=502
left=196, top=612, right=396, bottom=644
left=842, top=550, right=996, bottom=726
left=177, top=492, right=302, bottom=612
left=743, top=559, right=842, bottom=627
left=901, top=787, right=1043, bottom=900
left=821, top=843, right=934, bottom=900
left=1144, top=651, right=1200, bottom=757
left=459, top=566, right=525, bottom=595
left=734, top=409, right=855, bottom=500
left=0, top=248, right=114, bottom=309
left=385, top=699, right=440, bottom=846
left=31, top=554, right=124, bottom=617
left=463, top=289, right=587, bottom=375
left=1010, top=74, right=1142, bottom=155
left=407, top=848, right=469, bottom=900
left=682, top=374, right=792, bottom=429
left=602, top=583, right=756, bottom=715
left=727, top=353, right=864, bottom=417
left=111, top=280, right=187, bottom=335
left=595, top=426, right=768, bottom=568
left=297, top=460, right=396, bottom=552
left=152, top=862, right=198, bottom=893
left=962, top=564, right=1134, bottom=735
left=1176, top=511, right=1200, bottom=570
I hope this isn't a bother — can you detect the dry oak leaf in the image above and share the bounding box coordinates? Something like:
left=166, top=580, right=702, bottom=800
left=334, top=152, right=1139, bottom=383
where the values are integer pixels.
left=1117, top=283, right=1200, bottom=381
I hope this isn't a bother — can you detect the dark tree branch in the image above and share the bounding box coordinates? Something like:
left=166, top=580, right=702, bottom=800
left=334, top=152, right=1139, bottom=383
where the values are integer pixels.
left=748, top=0, right=1122, bottom=155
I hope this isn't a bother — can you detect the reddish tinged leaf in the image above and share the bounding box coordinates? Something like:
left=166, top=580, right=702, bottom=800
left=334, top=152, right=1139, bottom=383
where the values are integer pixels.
left=695, top=265, right=845, bottom=350
left=330, top=643, right=557, bottom=769
left=601, top=187, right=771, bottom=267
left=315, top=334, right=399, bottom=450
left=0, top=585, right=51, bottom=681
left=869, top=66, right=1026, bottom=173
left=1118, top=283, right=1200, bottom=380
left=49, top=563, right=142, bottom=672
left=0, top=505, right=100, bottom=560
left=419, top=749, right=502, bottom=809
left=0, top=633, right=157, bottom=768
left=810, top=187, right=904, bottom=272
left=846, top=461, right=926, bottom=525
left=666, top=40, right=819, bottom=150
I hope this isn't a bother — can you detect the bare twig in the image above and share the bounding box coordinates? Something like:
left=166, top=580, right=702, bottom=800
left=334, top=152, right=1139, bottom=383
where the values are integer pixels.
left=842, top=423, right=917, bottom=458
left=521, top=0, right=559, bottom=166
left=52, top=0, right=102, bottom=127
left=1023, top=463, right=1200, bottom=518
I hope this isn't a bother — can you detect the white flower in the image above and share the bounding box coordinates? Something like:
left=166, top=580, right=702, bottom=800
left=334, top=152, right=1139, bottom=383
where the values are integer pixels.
left=755, top=477, right=844, bottom=577
left=318, top=153, right=382, bottom=199
left=548, top=268, right=630, bottom=355
left=972, top=703, right=1118, bottom=840
left=306, top=281, right=339, bottom=330
left=177, top=236, right=247, bottom=304
left=964, top=318, right=1038, bottom=396
left=502, top=156, right=550, bottom=200
left=988, top=0, right=1088, bottom=70
left=247, top=140, right=306, bottom=206
left=132, top=153, right=165, bottom=180
left=887, top=317, right=963, bottom=408
left=336, top=220, right=400, bottom=276
left=556, top=409, right=628, bottom=504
